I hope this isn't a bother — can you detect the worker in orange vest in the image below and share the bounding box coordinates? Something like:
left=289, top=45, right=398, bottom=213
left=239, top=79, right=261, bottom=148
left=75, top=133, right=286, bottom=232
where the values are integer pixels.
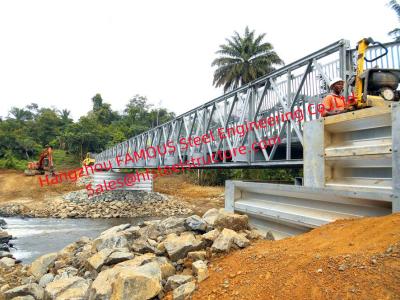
left=321, top=77, right=354, bottom=117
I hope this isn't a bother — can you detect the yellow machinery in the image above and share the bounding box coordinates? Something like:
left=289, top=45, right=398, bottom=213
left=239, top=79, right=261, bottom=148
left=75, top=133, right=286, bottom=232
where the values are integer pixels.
left=82, top=152, right=95, bottom=167
left=353, top=37, right=400, bottom=108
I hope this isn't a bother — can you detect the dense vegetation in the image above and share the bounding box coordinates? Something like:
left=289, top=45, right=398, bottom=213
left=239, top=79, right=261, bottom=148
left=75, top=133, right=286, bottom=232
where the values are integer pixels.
left=0, top=94, right=175, bottom=170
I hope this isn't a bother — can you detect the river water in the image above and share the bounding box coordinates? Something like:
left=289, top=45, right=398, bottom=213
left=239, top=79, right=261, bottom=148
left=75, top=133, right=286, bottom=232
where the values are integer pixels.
left=3, top=217, right=159, bottom=264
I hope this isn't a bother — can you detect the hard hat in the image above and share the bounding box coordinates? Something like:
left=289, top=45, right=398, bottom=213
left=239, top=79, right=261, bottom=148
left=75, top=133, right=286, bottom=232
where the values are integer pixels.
left=329, top=77, right=344, bottom=88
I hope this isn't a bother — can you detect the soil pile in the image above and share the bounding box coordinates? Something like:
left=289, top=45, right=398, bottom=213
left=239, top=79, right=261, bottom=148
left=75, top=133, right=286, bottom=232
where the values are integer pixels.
left=193, top=213, right=400, bottom=300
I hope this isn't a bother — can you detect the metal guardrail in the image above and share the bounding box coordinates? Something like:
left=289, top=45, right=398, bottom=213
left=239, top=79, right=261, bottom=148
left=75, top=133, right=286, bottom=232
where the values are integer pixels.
left=225, top=180, right=392, bottom=239
left=94, top=39, right=400, bottom=169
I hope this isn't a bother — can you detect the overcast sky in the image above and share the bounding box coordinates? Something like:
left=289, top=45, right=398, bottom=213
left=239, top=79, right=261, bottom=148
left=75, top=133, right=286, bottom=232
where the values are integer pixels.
left=0, top=0, right=397, bottom=120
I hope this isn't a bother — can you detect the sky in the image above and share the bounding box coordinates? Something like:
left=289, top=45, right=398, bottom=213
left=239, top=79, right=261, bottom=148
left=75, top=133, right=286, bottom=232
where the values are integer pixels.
left=0, top=0, right=398, bottom=120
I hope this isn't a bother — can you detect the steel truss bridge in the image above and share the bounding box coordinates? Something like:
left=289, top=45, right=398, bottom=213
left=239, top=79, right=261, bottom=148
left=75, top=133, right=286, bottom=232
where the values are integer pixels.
left=94, top=39, right=400, bottom=169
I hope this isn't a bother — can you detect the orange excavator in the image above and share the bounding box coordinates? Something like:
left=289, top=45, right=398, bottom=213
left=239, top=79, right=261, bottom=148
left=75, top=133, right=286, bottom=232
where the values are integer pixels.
left=24, top=145, right=55, bottom=176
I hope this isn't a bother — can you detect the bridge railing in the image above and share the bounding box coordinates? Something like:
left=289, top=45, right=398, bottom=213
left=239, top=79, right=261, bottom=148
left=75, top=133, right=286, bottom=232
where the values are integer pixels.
left=94, top=39, right=400, bottom=169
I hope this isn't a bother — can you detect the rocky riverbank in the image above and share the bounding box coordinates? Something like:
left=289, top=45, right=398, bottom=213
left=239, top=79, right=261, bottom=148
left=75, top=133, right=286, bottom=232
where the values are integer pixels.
left=0, top=190, right=193, bottom=219
left=0, top=209, right=272, bottom=300
left=0, top=218, right=19, bottom=278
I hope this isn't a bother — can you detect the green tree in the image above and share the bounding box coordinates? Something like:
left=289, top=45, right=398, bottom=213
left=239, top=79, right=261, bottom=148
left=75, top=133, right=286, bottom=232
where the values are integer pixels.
left=9, top=107, right=33, bottom=122
left=388, top=0, right=400, bottom=41
left=91, top=94, right=118, bottom=125
left=212, top=26, right=283, bottom=92
left=34, top=108, right=62, bottom=146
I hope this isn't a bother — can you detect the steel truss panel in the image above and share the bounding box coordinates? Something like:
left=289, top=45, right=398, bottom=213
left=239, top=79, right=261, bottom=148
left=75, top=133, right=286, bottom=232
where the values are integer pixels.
left=94, top=40, right=400, bottom=170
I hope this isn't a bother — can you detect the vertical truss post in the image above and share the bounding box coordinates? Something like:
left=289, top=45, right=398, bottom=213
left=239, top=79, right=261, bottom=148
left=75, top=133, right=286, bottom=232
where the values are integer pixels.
left=286, top=70, right=292, bottom=160
left=339, top=40, right=350, bottom=99
left=248, top=88, right=255, bottom=163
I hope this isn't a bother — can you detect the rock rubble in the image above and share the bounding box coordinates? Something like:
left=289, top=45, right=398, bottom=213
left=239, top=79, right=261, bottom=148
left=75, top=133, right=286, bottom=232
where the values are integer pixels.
left=1, top=209, right=274, bottom=300
left=0, top=190, right=193, bottom=219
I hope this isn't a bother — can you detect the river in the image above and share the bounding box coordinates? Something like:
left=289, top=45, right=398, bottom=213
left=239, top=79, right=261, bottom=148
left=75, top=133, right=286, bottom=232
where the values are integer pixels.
left=3, top=217, right=160, bottom=264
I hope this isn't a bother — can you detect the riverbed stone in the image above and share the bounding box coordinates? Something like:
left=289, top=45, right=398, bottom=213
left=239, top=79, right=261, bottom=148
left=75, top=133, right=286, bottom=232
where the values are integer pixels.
left=44, top=276, right=89, bottom=300
left=157, top=216, right=186, bottom=235
left=165, top=274, right=194, bottom=292
left=130, top=236, right=156, bottom=254
left=110, top=262, right=162, bottom=300
left=0, top=257, right=15, bottom=269
left=29, top=252, right=58, bottom=280
left=154, top=256, right=176, bottom=279
left=163, top=232, right=205, bottom=261
left=100, top=224, right=132, bottom=236
left=104, top=249, right=134, bottom=265
left=92, top=232, right=129, bottom=252
left=185, top=215, right=207, bottom=232
left=0, top=230, right=12, bottom=244
left=202, top=208, right=220, bottom=227
left=187, top=251, right=207, bottom=261
left=0, top=251, right=13, bottom=258
left=211, top=228, right=249, bottom=252
left=192, top=260, right=208, bottom=282
left=86, top=248, right=114, bottom=272
left=115, top=253, right=156, bottom=268
left=9, top=296, right=35, bottom=300
left=202, top=229, right=220, bottom=242
left=88, top=268, right=118, bottom=300
left=39, top=273, right=54, bottom=288
left=214, top=210, right=249, bottom=231
left=172, top=281, right=196, bottom=300
left=3, top=283, right=44, bottom=300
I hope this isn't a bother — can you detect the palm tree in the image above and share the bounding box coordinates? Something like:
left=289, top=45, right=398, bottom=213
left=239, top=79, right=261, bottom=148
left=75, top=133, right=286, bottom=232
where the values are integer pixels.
left=388, top=0, right=400, bottom=41
left=212, top=26, right=283, bottom=92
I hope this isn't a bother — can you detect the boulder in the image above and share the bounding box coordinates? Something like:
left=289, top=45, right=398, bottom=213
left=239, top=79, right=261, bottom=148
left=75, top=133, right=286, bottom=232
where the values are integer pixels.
left=214, top=210, right=249, bottom=231
left=88, top=268, right=118, bottom=300
left=165, top=275, right=194, bottom=292
left=184, top=215, right=207, bottom=232
left=105, top=250, right=134, bottom=266
left=39, top=273, right=54, bottom=288
left=234, top=233, right=251, bottom=248
left=172, top=281, right=196, bottom=300
left=138, top=224, right=162, bottom=240
left=30, top=252, right=58, bottom=280
left=0, top=251, right=13, bottom=258
left=245, top=229, right=267, bottom=239
left=192, top=260, right=208, bottom=282
left=130, top=236, right=156, bottom=254
left=163, top=232, right=205, bottom=261
left=187, top=251, right=207, bottom=261
left=100, top=224, right=132, bottom=236
left=154, top=257, right=175, bottom=279
left=115, top=253, right=156, bottom=269
left=86, top=248, right=114, bottom=272
left=202, top=229, right=220, bottom=242
left=87, top=248, right=133, bottom=271
left=9, top=296, right=35, bottom=300
left=3, top=283, right=44, bottom=300
left=202, top=208, right=220, bottom=226
left=0, top=230, right=12, bottom=244
left=211, top=228, right=249, bottom=252
left=92, top=232, right=129, bottom=252
left=110, top=262, right=162, bottom=300
left=157, top=217, right=186, bottom=235
left=0, top=257, right=15, bottom=268
left=44, top=276, right=90, bottom=300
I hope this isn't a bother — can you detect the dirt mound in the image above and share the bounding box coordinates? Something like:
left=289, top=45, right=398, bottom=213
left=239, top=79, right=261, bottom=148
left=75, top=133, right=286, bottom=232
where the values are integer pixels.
left=154, top=175, right=224, bottom=215
left=0, top=169, right=80, bottom=203
left=193, top=213, right=400, bottom=300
